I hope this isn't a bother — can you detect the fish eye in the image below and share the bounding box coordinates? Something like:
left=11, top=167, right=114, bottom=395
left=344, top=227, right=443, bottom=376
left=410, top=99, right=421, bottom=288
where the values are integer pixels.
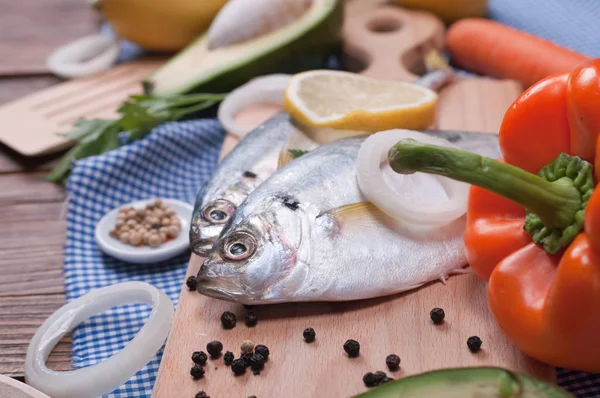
left=223, top=232, right=256, bottom=261
left=203, top=200, right=235, bottom=224
left=230, top=243, right=246, bottom=255
left=210, top=209, right=227, bottom=221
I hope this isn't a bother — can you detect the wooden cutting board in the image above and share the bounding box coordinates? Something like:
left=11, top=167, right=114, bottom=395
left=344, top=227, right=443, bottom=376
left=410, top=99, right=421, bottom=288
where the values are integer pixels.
left=152, top=3, right=550, bottom=398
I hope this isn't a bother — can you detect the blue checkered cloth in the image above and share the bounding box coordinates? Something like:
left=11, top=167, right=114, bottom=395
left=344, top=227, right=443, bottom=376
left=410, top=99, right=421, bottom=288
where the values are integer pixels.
left=65, top=1, right=600, bottom=397
left=64, top=120, right=225, bottom=397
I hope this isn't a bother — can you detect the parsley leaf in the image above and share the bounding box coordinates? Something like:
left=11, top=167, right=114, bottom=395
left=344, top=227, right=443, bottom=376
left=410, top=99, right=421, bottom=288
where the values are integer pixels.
left=46, top=92, right=227, bottom=184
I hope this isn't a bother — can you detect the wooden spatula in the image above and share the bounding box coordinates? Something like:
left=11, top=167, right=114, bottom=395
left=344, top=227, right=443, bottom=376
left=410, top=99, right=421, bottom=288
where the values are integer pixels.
left=0, top=59, right=164, bottom=157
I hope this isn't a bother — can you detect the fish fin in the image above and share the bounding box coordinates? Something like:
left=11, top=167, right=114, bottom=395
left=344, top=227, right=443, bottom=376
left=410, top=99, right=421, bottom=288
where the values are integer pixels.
left=440, top=266, right=471, bottom=284
left=324, top=202, right=390, bottom=231
left=277, top=129, right=318, bottom=168
left=328, top=202, right=379, bottom=220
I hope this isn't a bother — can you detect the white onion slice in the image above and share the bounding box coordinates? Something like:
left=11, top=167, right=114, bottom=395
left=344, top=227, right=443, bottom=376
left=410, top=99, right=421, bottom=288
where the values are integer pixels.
left=356, top=129, right=470, bottom=225
left=25, top=282, right=174, bottom=398
left=46, top=33, right=120, bottom=79
left=217, top=74, right=290, bottom=138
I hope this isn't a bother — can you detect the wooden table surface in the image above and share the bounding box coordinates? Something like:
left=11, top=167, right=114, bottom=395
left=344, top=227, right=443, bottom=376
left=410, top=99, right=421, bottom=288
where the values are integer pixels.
left=0, top=0, right=99, bottom=378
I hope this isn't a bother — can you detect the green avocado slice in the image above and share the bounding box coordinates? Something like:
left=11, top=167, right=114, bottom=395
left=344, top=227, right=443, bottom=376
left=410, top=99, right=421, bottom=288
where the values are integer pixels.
left=144, top=0, right=343, bottom=96
left=354, top=368, right=572, bottom=398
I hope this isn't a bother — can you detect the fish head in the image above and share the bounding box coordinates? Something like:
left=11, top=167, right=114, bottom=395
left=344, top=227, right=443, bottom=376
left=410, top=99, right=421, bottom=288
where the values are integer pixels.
left=190, top=172, right=262, bottom=256
left=197, top=195, right=307, bottom=304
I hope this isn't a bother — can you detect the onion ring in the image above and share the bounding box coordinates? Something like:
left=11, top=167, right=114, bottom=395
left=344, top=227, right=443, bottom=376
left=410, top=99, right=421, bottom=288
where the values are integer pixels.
left=218, top=74, right=290, bottom=138
left=46, top=33, right=120, bottom=79
left=356, top=129, right=469, bottom=225
left=25, top=282, right=174, bottom=398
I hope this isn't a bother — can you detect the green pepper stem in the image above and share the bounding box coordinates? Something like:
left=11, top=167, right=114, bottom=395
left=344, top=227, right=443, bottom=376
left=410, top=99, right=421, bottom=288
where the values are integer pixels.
left=388, top=140, right=582, bottom=229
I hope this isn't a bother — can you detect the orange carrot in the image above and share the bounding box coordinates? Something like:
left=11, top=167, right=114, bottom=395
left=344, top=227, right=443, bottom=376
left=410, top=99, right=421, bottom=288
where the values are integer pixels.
left=446, top=18, right=591, bottom=88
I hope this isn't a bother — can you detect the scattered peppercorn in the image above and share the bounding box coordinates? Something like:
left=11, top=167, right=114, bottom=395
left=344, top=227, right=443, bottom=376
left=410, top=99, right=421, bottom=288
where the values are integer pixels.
left=186, top=276, right=198, bottom=291
left=223, top=351, right=234, bottom=366
left=385, top=354, right=401, bottom=371
left=231, top=358, right=247, bottom=375
left=254, top=345, right=270, bottom=360
left=303, top=327, right=316, bottom=343
left=363, top=372, right=377, bottom=387
left=220, top=311, right=237, bottom=329
left=241, top=340, right=254, bottom=354
left=344, top=339, right=360, bottom=357
left=373, top=371, right=387, bottom=385
left=192, top=351, right=208, bottom=365
left=363, top=370, right=392, bottom=388
left=241, top=352, right=254, bottom=367
left=467, top=336, right=483, bottom=353
left=245, top=312, right=258, bottom=327
left=206, top=341, right=223, bottom=358
left=190, top=364, right=205, bottom=379
left=195, top=392, right=209, bottom=398
left=249, top=353, right=265, bottom=371
left=430, top=307, right=445, bottom=324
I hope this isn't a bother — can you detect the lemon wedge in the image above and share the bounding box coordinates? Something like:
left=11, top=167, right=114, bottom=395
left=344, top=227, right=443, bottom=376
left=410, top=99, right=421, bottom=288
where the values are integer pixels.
left=283, top=70, right=438, bottom=133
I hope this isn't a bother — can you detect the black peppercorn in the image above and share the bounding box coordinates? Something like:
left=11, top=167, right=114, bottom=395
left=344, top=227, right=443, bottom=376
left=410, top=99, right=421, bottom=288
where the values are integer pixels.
left=231, top=358, right=247, bottom=375
left=223, top=351, right=234, bottom=366
left=192, top=351, right=208, bottom=365
left=195, top=392, right=209, bottom=398
left=385, top=354, right=401, bottom=371
left=220, top=311, right=237, bottom=329
left=363, top=372, right=377, bottom=387
left=303, top=327, right=316, bottom=343
left=373, top=371, right=387, bottom=385
left=430, top=307, right=445, bottom=324
left=206, top=340, right=223, bottom=358
left=245, top=312, right=258, bottom=327
left=186, top=276, right=197, bottom=291
left=249, top=353, right=265, bottom=371
left=343, top=339, right=360, bottom=357
left=467, top=336, right=482, bottom=352
left=190, top=364, right=205, bottom=379
left=241, top=352, right=253, bottom=367
left=254, top=344, right=270, bottom=360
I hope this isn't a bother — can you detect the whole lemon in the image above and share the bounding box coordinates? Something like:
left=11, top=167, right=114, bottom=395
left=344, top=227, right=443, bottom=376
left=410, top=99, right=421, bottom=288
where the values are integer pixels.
left=97, top=0, right=228, bottom=51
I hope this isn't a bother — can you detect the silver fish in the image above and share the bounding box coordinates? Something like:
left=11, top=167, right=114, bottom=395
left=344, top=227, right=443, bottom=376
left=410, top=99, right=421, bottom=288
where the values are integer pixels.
left=190, top=113, right=316, bottom=255
left=197, top=131, right=501, bottom=304
left=190, top=72, right=461, bottom=256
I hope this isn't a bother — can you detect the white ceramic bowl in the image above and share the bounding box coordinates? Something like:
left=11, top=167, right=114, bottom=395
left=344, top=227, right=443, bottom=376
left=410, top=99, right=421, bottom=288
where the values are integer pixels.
left=95, top=199, right=193, bottom=264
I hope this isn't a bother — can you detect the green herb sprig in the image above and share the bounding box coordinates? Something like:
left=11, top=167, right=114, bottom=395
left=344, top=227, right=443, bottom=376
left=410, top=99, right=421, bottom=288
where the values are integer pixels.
left=46, top=92, right=227, bottom=185
left=288, top=149, right=309, bottom=159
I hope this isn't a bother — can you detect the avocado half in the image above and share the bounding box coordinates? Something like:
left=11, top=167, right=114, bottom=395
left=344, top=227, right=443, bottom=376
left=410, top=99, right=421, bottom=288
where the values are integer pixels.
left=354, top=368, right=572, bottom=398
left=143, top=0, right=343, bottom=96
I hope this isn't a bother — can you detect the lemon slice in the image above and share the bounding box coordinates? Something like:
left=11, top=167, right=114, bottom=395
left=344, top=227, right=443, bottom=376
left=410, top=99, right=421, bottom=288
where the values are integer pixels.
left=283, top=70, right=438, bottom=132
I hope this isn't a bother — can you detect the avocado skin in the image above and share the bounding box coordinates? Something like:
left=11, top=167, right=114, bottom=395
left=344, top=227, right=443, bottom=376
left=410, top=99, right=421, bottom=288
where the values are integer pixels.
left=353, top=367, right=573, bottom=398
left=144, top=0, right=343, bottom=96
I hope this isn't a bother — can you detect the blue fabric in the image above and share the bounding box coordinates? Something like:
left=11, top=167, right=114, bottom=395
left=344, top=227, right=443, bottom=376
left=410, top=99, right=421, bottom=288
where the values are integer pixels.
left=489, top=0, right=600, bottom=57
left=64, top=2, right=600, bottom=397
left=64, top=120, right=225, bottom=397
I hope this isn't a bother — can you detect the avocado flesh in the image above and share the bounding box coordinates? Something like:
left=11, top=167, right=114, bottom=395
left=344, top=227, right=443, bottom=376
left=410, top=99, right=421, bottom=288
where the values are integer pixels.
left=354, top=368, right=572, bottom=398
left=144, top=0, right=342, bottom=96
